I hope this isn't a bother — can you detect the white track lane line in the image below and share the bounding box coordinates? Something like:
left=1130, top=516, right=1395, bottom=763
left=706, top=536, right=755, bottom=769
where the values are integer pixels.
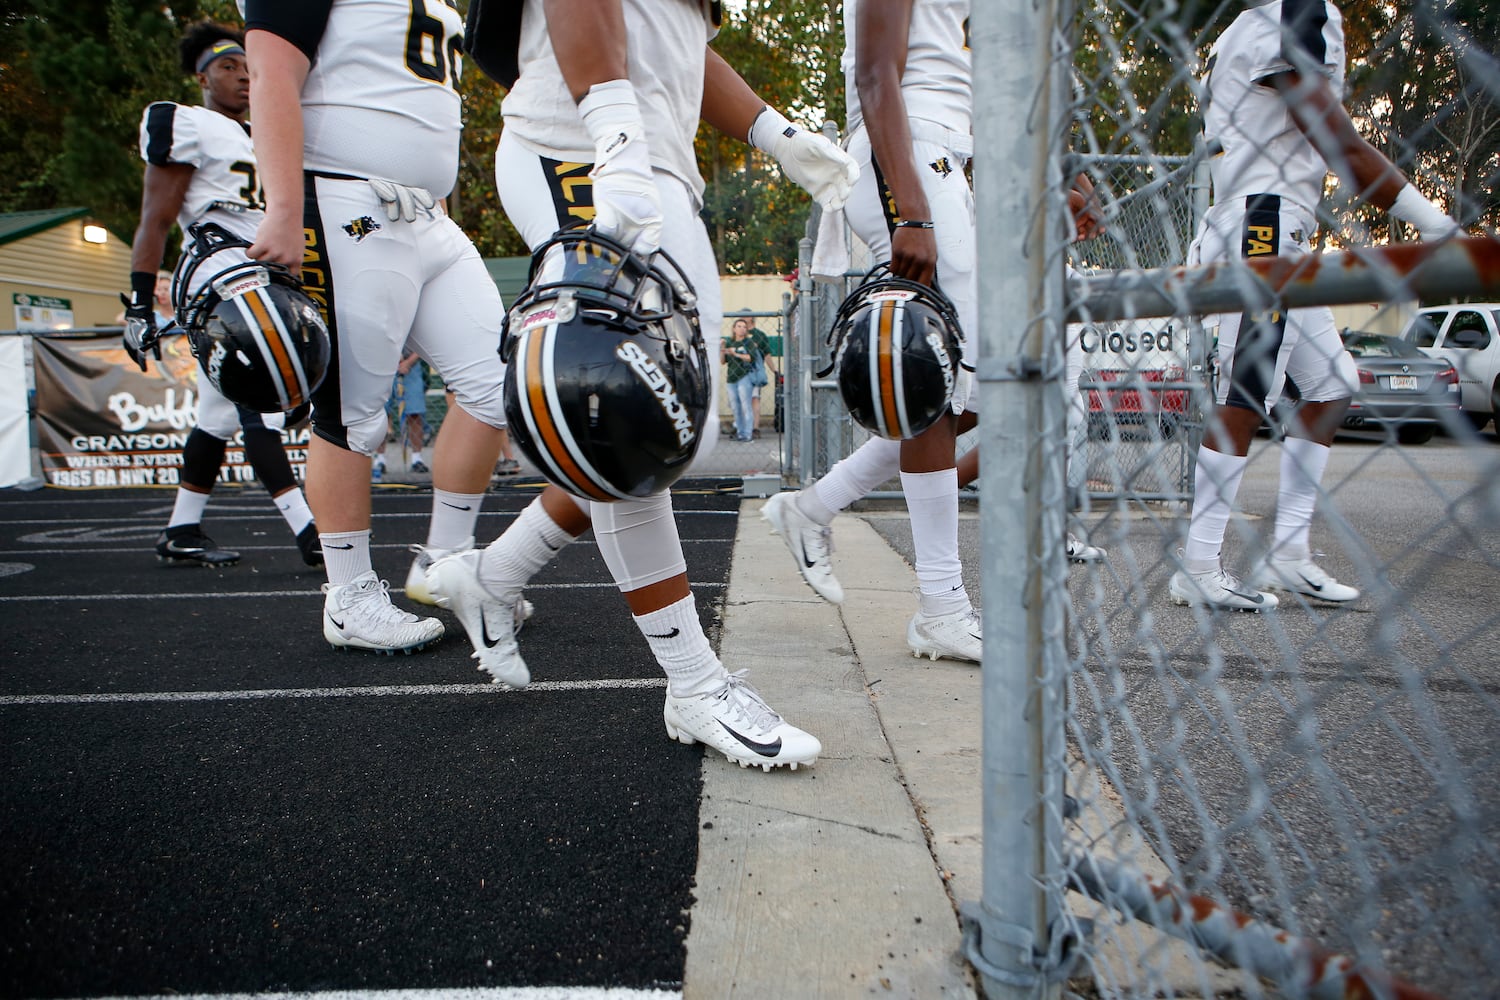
left=97, top=989, right=680, bottom=999
left=0, top=581, right=725, bottom=601
left=0, top=677, right=668, bottom=707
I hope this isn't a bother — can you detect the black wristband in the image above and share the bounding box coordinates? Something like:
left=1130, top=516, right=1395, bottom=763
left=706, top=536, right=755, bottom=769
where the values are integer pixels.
left=894, top=220, right=935, bottom=230
left=128, top=271, right=158, bottom=310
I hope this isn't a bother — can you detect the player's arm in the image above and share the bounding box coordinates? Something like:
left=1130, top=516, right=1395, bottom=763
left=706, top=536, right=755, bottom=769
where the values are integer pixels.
left=1068, top=172, right=1104, bottom=242
left=1269, top=70, right=1458, bottom=239
left=856, top=0, right=934, bottom=284
left=701, top=48, right=858, bottom=211
left=542, top=0, right=658, bottom=253
left=242, top=1, right=326, bottom=271
left=120, top=159, right=193, bottom=369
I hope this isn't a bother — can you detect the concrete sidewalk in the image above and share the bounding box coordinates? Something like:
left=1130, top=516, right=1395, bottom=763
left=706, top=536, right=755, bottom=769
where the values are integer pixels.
left=684, top=496, right=1242, bottom=999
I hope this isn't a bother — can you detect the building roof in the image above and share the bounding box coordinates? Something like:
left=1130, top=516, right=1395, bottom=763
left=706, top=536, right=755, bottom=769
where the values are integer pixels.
left=0, top=208, right=90, bottom=248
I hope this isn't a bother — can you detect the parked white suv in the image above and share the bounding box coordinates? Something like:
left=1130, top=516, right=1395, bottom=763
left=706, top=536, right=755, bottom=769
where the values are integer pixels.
left=1401, top=304, right=1500, bottom=430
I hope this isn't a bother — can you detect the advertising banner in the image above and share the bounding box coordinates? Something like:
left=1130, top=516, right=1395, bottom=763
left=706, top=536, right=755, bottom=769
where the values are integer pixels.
left=31, top=332, right=308, bottom=489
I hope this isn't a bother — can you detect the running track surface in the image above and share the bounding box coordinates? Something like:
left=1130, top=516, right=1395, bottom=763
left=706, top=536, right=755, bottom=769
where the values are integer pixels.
left=0, top=479, right=742, bottom=998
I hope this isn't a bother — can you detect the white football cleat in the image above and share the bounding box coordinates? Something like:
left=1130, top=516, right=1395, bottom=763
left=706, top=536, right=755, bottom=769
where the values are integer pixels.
left=1066, top=533, right=1107, bottom=563
left=663, top=671, right=821, bottom=771
left=323, top=571, right=444, bottom=654
left=1249, top=555, right=1359, bottom=603
left=907, top=606, right=983, bottom=663
left=1169, top=565, right=1278, bottom=612
left=404, top=537, right=475, bottom=606
left=425, top=548, right=531, bottom=688
left=761, top=491, right=844, bottom=604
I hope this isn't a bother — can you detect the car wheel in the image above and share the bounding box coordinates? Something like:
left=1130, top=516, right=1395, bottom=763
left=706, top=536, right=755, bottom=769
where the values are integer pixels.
left=1397, top=424, right=1435, bottom=445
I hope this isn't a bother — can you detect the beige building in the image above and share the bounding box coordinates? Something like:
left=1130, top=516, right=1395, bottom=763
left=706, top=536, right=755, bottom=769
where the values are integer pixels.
left=0, top=209, right=133, bottom=331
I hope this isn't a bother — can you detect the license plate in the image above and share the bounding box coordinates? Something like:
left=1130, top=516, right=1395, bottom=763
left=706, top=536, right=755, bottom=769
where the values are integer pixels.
left=1388, top=375, right=1418, bottom=390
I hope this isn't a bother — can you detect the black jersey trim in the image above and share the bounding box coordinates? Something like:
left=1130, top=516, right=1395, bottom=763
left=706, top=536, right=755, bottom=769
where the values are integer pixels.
left=144, top=102, right=178, bottom=166
left=1280, top=0, right=1329, bottom=69
left=243, top=0, right=333, bottom=64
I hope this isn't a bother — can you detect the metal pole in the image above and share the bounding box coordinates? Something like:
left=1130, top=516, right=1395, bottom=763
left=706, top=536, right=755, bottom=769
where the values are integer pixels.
left=795, top=234, right=815, bottom=488
left=968, top=0, right=1068, bottom=994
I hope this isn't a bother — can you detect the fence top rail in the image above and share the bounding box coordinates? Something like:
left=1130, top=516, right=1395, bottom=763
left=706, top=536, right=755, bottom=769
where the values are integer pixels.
left=0, top=326, right=125, bottom=338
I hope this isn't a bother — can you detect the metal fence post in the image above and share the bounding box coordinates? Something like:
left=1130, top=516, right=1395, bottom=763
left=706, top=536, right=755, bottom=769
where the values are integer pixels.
left=966, top=0, right=1071, bottom=995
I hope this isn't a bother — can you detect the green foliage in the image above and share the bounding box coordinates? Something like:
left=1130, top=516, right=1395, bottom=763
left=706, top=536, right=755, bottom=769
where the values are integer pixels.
left=699, top=0, right=844, bottom=274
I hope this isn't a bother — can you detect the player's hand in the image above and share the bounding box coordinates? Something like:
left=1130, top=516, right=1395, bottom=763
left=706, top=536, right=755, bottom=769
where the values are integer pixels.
left=580, top=81, right=662, bottom=256
left=755, top=112, right=860, bottom=212
left=890, top=227, right=938, bottom=287
left=248, top=213, right=305, bottom=277
left=369, top=178, right=436, bottom=223
left=120, top=296, right=160, bottom=373
left=590, top=142, right=663, bottom=256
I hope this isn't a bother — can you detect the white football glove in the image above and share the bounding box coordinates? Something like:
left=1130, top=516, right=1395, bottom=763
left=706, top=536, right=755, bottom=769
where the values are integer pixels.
left=749, top=106, right=860, bottom=212
left=580, top=80, right=663, bottom=256
left=1391, top=184, right=1460, bottom=242
left=369, top=178, right=436, bottom=223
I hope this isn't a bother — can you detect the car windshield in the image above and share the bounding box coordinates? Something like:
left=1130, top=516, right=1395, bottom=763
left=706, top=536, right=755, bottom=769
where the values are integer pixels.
left=1343, top=333, right=1422, bottom=359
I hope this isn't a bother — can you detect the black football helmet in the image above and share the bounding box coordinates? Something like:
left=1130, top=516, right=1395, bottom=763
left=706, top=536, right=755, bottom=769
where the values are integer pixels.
left=171, top=222, right=330, bottom=414
left=501, top=227, right=710, bottom=501
left=824, top=265, right=966, bottom=440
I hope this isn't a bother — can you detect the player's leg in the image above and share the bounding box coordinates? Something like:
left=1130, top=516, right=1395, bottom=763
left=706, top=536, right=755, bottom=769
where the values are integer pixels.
left=1171, top=203, right=1282, bottom=611
left=238, top=404, right=322, bottom=566
left=155, top=385, right=240, bottom=566
left=303, top=175, right=443, bottom=652
left=1248, top=303, right=1359, bottom=602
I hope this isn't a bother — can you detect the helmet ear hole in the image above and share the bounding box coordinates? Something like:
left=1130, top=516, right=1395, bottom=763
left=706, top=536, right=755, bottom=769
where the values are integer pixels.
left=503, top=227, right=710, bottom=501
left=830, top=267, right=965, bottom=440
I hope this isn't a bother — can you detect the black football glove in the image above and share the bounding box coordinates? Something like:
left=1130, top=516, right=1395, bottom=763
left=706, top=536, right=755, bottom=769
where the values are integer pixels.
left=121, top=271, right=162, bottom=372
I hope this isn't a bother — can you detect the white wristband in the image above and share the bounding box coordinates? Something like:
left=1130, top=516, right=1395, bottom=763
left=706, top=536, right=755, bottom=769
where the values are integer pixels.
left=1390, top=184, right=1459, bottom=241
left=748, top=105, right=795, bottom=153
left=578, top=79, right=645, bottom=153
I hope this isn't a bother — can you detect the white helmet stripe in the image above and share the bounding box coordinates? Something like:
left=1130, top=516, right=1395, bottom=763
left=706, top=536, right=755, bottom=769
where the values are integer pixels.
left=538, top=327, right=632, bottom=500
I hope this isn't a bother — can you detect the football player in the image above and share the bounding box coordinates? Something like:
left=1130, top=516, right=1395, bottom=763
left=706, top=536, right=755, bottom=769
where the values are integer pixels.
left=445, top=0, right=859, bottom=771
left=123, top=21, right=321, bottom=570
left=763, top=0, right=987, bottom=663
left=241, top=0, right=514, bottom=653
left=1170, top=0, right=1460, bottom=610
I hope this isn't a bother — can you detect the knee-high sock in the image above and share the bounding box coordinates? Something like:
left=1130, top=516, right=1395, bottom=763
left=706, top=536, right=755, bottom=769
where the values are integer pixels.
left=427, top=488, right=485, bottom=552
left=805, top=436, right=901, bottom=524
left=902, top=467, right=968, bottom=617
left=1272, top=437, right=1330, bottom=560
left=634, top=593, right=722, bottom=697
left=1184, top=446, right=1249, bottom=571
left=478, top=496, right=577, bottom=594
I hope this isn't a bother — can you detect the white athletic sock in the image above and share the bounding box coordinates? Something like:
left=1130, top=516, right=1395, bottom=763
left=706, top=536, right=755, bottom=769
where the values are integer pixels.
left=794, top=487, right=836, bottom=526
left=1184, top=446, right=1249, bottom=572
left=321, top=529, right=373, bottom=587
left=427, top=488, right=484, bottom=552
left=410, top=449, right=424, bottom=465
left=901, top=467, right=968, bottom=617
left=635, top=594, right=723, bottom=697
left=1272, top=437, right=1329, bottom=561
left=812, top=437, right=901, bottom=517
left=167, top=488, right=211, bottom=529
left=272, top=487, right=314, bottom=536
left=478, top=497, right=575, bottom=594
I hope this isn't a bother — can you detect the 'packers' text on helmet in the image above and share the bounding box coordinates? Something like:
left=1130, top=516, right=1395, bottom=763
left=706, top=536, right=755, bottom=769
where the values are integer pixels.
left=172, top=222, right=330, bottom=414
left=824, top=265, right=966, bottom=439
left=501, top=227, right=710, bottom=501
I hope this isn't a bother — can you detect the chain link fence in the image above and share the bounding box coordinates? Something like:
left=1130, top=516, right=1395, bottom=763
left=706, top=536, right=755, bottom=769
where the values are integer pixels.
left=957, top=1, right=1500, bottom=998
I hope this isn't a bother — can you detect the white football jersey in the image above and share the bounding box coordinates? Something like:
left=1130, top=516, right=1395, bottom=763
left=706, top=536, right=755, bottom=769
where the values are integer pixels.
left=242, top=0, right=465, bottom=198
left=1203, top=0, right=1346, bottom=213
left=139, top=102, right=264, bottom=237
left=502, top=0, right=718, bottom=205
left=842, top=0, right=971, bottom=136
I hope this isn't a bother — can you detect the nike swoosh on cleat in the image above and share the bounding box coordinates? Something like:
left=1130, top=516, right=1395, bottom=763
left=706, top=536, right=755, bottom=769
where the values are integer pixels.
left=480, top=613, right=506, bottom=649
left=797, top=541, right=816, bottom=569
left=645, top=627, right=681, bottom=639
left=165, top=541, right=206, bottom=554
left=328, top=616, right=346, bottom=630
left=326, top=543, right=355, bottom=550
left=718, top=721, right=782, bottom=757
left=1227, top=588, right=1264, bottom=604
left=441, top=502, right=473, bottom=511
left=1298, top=574, right=1324, bottom=593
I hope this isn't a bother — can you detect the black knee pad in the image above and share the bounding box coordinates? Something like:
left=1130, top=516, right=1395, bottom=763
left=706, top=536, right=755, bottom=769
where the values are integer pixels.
left=180, top=428, right=229, bottom=491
